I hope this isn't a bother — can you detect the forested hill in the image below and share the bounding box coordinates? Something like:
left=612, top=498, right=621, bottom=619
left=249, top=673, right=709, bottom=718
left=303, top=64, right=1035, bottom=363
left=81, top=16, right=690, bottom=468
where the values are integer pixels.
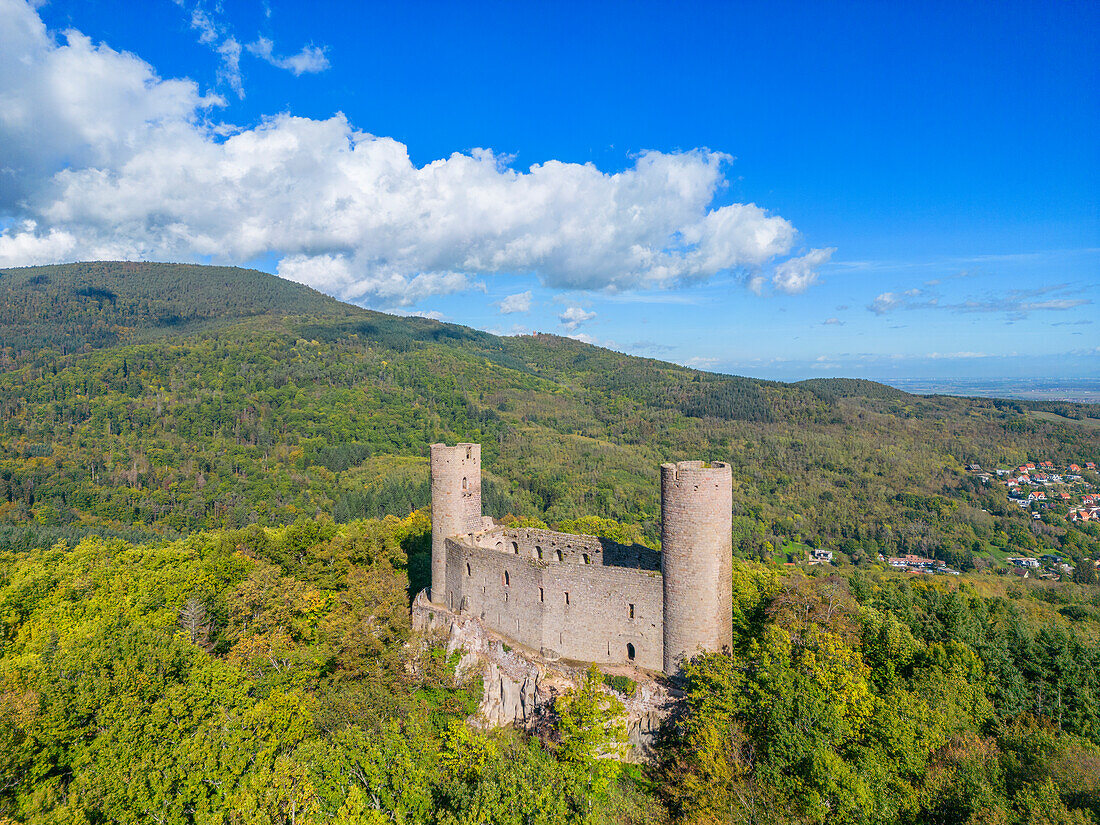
left=0, top=261, right=354, bottom=352
left=0, top=259, right=1097, bottom=544
left=3, top=261, right=1100, bottom=823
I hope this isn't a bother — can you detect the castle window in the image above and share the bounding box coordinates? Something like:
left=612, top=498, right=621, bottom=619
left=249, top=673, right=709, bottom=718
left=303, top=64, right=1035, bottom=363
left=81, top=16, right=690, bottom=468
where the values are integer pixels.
left=539, top=587, right=544, bottom=602
left=629, top=603, right=635, bottom=619
left=627, top=643, right=636, bottom=661
left=466, top=446, right=472, bottom=460
left=535, top=546, right=543, bottom=559
left=555, top=549, right=563, bottom=562
left=564, top=591, right=570, bottom=605
left=503, top=570, right=510, bottom=586
left=462, top=477, right=468, bottom=490
left=466, top=563, right=471, bottom=577
left=582, top=553, right=591, bottom=565
left=512, top=541, right=519, bottom=554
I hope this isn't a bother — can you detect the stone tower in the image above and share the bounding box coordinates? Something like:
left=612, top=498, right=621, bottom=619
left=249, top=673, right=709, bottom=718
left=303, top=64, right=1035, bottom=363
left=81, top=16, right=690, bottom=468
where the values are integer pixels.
left=429, top=443, right=482, bottom=604
left=660, top=460, right=733, bottom=674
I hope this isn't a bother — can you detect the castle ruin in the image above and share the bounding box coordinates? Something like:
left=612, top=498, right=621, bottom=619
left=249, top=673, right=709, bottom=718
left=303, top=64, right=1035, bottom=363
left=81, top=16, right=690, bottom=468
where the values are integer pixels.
left=423, top=443, right=733, bottom=675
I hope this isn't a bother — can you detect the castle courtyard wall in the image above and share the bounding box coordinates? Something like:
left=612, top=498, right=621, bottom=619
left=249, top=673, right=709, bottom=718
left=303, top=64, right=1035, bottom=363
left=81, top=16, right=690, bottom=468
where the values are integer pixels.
left=444, top=528, right=664, bottom=671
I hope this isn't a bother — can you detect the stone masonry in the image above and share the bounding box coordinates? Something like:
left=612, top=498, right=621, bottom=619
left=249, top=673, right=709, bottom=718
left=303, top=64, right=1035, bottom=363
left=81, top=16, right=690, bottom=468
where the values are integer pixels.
left=424, top=443, right=733, bottom=676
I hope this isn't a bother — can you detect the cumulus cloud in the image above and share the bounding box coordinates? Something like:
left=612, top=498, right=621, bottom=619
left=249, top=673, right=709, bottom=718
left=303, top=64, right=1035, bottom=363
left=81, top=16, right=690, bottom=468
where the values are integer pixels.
left=771, top=247, right=836, bottom=294
left=247, top=37, right=330, bottom=75
left=822, top=317, right=843, bottom=325
left=0, top=0, right=821, bottom=307
left=559, top=306, right=596, bottom=331
left=497, top=291, right=533, bottom=314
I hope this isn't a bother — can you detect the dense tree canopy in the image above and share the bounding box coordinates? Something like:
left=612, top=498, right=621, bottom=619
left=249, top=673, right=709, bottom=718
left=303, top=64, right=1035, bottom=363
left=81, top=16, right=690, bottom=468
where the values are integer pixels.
left=1, top=262, right=1098, bottom=823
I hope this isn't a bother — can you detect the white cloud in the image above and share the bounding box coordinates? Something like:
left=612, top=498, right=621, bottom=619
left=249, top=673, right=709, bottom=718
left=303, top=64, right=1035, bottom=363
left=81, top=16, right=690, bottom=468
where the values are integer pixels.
left=771, top=247, right=835, bottom=294
left=559, top=306, right=596, bottom=331
left=822, top=317, right=843, bottom=325
left=0, top=0, right=823, bottom=307
left=497, top=291, right=533, bottom=314
left=391, top=308, right=446, bottom=321
left=246, top=37, right=330, bottom=75
left=867, top=283, right=1090, bottom=317
left=175, top=1, right=244, bottom=97
left=868, top=291, right=906, bottom=315
left=684, top=356, right=719, bottom=368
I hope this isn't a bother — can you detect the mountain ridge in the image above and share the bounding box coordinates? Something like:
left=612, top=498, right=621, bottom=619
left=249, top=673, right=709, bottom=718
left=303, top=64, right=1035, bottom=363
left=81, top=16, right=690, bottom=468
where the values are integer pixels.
left=1, top=260, right=918, bottom=405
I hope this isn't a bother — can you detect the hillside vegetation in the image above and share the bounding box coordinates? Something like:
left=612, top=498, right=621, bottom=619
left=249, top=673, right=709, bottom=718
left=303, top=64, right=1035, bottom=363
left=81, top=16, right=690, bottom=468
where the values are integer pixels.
left=1, top=261, right=1099, bottom=824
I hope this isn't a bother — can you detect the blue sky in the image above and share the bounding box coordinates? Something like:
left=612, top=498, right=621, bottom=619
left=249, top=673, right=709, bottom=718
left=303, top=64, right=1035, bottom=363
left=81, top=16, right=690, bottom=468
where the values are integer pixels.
left=2, top=0, right=1097, bottom=380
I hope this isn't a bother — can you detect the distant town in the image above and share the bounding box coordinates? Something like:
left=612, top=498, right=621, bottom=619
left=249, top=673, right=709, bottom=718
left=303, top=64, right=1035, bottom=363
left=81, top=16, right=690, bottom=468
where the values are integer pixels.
left=789, top=457, right=1098, bottom=579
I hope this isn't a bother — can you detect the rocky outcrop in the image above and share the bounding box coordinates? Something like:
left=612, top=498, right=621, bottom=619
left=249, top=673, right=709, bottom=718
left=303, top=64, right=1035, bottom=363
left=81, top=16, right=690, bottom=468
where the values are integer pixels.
left=412, top=589, right=677, bottom=760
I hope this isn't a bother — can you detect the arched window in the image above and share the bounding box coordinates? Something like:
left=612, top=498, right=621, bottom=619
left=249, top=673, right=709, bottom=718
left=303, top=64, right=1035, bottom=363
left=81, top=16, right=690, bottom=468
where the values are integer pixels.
left=462, top=477, right=468, bottom=490
left=535, top=546, right=543, bottom=560
left=582, top=553, right=591, bottom=565
left=512, top=541, right=519, bottom=554
left=555, top=549, right=563, bottom=562
left=495, top=541, right=504, bottom=552
left=626, top=643, right=636, bottom=661
left=503, top=570, right=510, bottom=586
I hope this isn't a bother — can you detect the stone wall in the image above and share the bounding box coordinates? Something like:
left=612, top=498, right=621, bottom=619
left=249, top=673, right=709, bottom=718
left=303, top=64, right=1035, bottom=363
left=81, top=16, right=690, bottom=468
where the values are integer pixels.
left=660, top=460, right=733, bottom=673
left=429, top=442, right=481, bottom=603
left=444, top=527, right=664, bottom=671
left=411, top=590, right=675, bottom=761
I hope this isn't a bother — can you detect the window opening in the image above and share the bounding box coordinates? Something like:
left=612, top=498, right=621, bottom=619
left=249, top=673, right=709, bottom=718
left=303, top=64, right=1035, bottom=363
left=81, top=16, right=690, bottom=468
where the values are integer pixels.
left=629, top=603, right=635, bottom=619
left=512, top=541, right=519, bottom=554
left=535, top=546, right=543, bottom=560
left=565, top=592, right=570, bottom=605
left=582, top=553, right=591, bottom=564
left=462, top=477, right=468, bottom=490
left=503, top=570, right=510, bottom=586
left=466, top=563, right=471, bottom=576
left=555, top=549, right=563, bottom=562
left=627, top=643, right=636, bottom=661
left=539, top=587, right=544, bottom=602
left=466, top=446, right=472, bottom=460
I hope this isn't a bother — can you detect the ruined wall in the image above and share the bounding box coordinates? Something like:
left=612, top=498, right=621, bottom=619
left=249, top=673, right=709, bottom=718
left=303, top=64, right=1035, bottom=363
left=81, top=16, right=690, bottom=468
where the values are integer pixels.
left=661, top=460, right=733, bottom=674
left=444, top=527, right=664, bottom=671
left=429, top=443, right=482, bottom=604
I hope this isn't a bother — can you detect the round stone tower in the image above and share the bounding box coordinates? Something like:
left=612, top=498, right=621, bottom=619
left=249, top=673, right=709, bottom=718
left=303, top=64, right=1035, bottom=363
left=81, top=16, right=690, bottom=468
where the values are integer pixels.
left=429, top=443, right=482, bottom=604
left=660, top=460, right=733, bottom=674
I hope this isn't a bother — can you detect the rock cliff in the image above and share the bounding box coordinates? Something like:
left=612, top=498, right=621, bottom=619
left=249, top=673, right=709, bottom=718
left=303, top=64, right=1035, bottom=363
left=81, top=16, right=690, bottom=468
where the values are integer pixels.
left=413, top=589, right=676, bottom=760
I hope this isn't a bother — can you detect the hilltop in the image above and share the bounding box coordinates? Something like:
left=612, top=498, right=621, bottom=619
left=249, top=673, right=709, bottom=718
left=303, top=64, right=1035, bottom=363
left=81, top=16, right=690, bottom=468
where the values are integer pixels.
left=0, top=261, right=353, bottom=352
left=1, top=262, right=1099, bottom=824
left=0, top=260, right=1096, bottom=549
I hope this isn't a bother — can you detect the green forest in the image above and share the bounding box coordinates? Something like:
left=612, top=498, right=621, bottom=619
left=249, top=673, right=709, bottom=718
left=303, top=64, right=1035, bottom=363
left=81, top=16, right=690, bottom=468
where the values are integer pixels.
left=1, top=262, right=1099, bottom=824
